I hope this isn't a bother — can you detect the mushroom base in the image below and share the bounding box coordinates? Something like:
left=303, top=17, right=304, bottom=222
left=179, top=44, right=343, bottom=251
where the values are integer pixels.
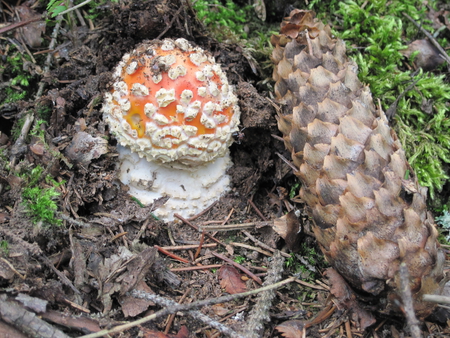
left=117, top=145, right=233, bottom=221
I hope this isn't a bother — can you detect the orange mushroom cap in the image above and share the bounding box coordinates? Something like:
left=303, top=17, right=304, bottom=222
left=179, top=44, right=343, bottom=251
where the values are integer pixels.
left=103, top=38, right=240, bottom=169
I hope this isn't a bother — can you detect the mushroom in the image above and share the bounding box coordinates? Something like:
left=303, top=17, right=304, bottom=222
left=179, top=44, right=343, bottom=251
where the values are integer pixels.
left=103, top=38, right=240, bottom=221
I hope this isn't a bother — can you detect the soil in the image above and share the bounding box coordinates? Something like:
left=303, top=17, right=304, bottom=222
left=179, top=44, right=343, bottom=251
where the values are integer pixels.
left=0, top=0, right=448, bottom=337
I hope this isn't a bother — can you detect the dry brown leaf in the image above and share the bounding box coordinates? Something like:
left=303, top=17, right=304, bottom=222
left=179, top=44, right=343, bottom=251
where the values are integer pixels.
left=15, top=5, right=45, bottom=48
left=142, top=325, right=189, bottom=338
left=119, top=280, right=154, bottom=317
left=218, top=265, right=246, bottom=294
left=401, top=39, right=445, bottom=71
left=326, top=268, right=376, bottom=329
left=211, top=304, right=231, bottom=316
left=275, top=320, right=306, bottom=338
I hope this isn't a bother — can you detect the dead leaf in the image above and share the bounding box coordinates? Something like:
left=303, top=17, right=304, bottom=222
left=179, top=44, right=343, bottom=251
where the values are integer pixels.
left=211, top=304, right=231, bottom=316
left=119, top=280, right=155, bottom=317
left=15, top=5, right=46, bottom=48
left=218, top=265, right=246, bottom=294
left=273, top=210, right=303, bottom=251
left=401, top=39, right=445, bottom=71
left=29, top=142, right=45, bottom=155
left=142, top=325, right=189, bottom=338
left=0, top=259, right=15, bottom=280
left=325, top=268, right=376, bottom=329
left=275, top=320, right=306, bottom=338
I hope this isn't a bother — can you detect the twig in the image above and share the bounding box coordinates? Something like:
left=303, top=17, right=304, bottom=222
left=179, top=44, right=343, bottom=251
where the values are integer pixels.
left=242, top=230, right=291, bottom=258
left=154, top=245, right=190, bottom=264
left=0, top=16, right=43, bottom=34
left=423, top=294, right=450, bottom=304
left=160, top=243, right=217, bottom=251
left=37, top=254, right=81, bottom=295
left=230, top=242, right=273, bottom=257
left=170, top=264, right=222, bottom=272
left=36, top=17, right=62, bottom=98
left=276, top=152, right=299, bottom=172
left=199, top=221, right=272, bottom=231
left=55, top=0, right=94, bottom=17
left=194, top=231, right=206, bottom=260
left=240, top=251, right=285, bottom=337
left=385, top=75, right=420, bottom=120
left=248, top=199, right=268, bottom=221
left=187, top=201, right=218, bottom=221
left=174, top=213, right=226, bottom=247
left=0, top=258, right=26, bottom=279
left=80, top=278, right=296, bottom=338
left=271, top=134, right=284, bottom=142
left=398, top=263, right=423, bottom=338
left=58, top=213, right=91, bottom=228
left=156, top=5, right=184, bottom=39
left=10, top=113, right=34, bottom=168
left=402, top=12, right=450, bottom=71
left=164, top=287, right=191, bottom=334
left=211, top=251, right=262, bottom=285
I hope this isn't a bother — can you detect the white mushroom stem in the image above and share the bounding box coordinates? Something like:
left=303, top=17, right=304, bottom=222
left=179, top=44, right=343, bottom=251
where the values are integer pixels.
left=117, top=145, right=233, bottom=221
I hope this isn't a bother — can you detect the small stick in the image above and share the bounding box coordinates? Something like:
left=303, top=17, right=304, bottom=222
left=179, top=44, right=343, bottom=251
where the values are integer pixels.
left=170, top=264, right=222, bottom=272
left=175, top=213, right=226, bottom=247
left=230, top=242, right=273, bottom=257
left=160, top=243, right=217, bottom=251
left=81, top=278, right=296, bottom=338
left=0, top=16, right=43, bottom=34
left=36, top=17, right=62, bottom=98
left=398, top=263, right=423, bottom=338
left=248, top=199, right=268, bottom=221
left=194, top=231, right=206, bottom=260
left=187, top=201, right=218, bottom=221
left=154, top=245, right=190, bottom=264
left=211, top=251, right=262, bottom=285
left=294, top=278, right=327, bottom=291
left=220, top=208, right=234, bottom=226
left=164, top=287, right=191, bottom=334
left=0, top=258, right=25, bottom=280
left=423, top=294, right=450, bottom=304
left=276, top=152, right=299, bottom=172
left=271, top=134, right=284, bottom=142
left=199, top=221, right=271, bottom=231
left=240, top=251, right=285, bottom=338
left=345, top=320, right=352, bottom=338
left=242, top=230, right=291, bottom=258
left=403, top=12, right=450, bottom=70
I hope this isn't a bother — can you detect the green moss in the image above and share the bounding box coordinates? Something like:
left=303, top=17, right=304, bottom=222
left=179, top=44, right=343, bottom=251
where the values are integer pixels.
left=0, top=46, right=34, bottom=105
left=309, top=0, right=450, bottom=201
left=20, top=166, right=63, bottom=227
left=193, top=0, right=252, bottom=41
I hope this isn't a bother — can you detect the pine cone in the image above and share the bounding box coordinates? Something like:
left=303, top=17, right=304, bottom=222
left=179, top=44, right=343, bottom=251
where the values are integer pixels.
left=272, top=9, right=445, bottom=317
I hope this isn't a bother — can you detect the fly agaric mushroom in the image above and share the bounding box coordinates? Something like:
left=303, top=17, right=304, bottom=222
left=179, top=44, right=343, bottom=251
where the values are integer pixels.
left=103, top=38, right=240, bottom=221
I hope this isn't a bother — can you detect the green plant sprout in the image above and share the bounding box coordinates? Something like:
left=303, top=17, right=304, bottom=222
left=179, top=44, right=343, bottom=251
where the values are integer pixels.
left=233, top=255, right=245, bottom=264
left=309, top=0, right=450, bottom=201
left=0, top=240, right=9, bottom=255
left=20, top=166, right=64, bottom=226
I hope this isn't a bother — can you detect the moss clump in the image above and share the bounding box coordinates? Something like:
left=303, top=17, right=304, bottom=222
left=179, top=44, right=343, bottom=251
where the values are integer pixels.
left=21, top=165, right=63, bottom=227
left=193, top=0, right=252, bottom=41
